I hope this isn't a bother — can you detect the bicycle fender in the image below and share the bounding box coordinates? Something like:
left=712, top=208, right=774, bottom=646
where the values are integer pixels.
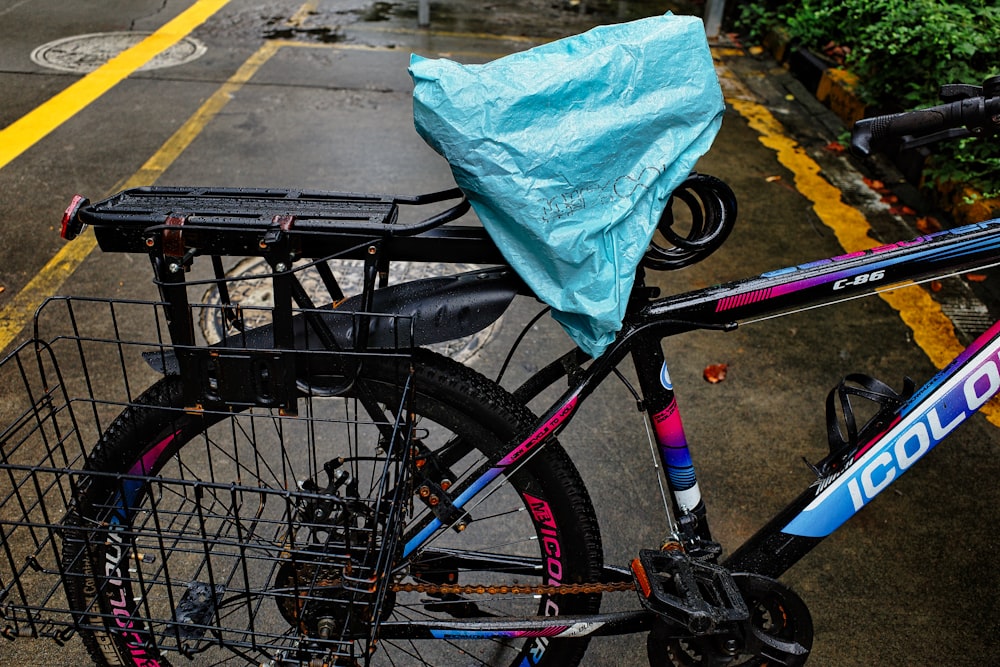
left=142, top=267, right=523, bottom=374
left=334, top=265, right=524, bottom=348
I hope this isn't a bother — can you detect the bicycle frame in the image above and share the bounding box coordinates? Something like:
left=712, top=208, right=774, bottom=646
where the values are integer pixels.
left=392, top=215, right=1000, bottom=640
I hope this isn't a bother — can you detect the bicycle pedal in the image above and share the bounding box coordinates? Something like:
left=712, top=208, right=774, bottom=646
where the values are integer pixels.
left=173, top=582, right=225, bottom=639
left=631, top=549, right=747, bottom=635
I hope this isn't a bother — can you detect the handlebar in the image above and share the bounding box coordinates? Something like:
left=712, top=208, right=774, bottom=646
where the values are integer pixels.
left=850, top=77, right=1000, bottom=157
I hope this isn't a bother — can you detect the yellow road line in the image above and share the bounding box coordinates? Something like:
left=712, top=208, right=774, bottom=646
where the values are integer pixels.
left=729, top=96, right=1000, bottom=426
left=0, top=0, right=232, bottom=171
left=287, top=0, right=318, bottom=27
left=0, top=240, right=97, bottom=350
left=0, top=40, right=281, bottom=353
left=122, top=41, right=281, bottom=188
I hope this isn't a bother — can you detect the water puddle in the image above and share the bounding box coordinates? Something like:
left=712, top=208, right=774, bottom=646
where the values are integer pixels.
left=354, top=2, right=397, bottom=22
left=263, top=25, right=344, bottom=42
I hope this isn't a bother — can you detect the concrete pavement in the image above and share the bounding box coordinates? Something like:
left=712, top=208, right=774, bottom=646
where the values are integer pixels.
left=0, top=1, right=996, bottom=665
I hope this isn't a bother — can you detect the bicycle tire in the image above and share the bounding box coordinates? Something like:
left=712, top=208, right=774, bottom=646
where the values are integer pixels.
left=62, top=349, right=603, bottom=667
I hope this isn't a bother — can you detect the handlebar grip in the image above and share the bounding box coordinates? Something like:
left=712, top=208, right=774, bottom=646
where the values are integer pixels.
left=850, top=96, right=991, bottom=157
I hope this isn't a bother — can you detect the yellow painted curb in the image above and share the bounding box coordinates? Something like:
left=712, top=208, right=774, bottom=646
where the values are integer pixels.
left=729, top=96, right=999, bottom=427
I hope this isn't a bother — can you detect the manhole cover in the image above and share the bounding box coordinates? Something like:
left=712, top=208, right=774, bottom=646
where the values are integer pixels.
left=31, top=32, right=207, bottom=73
left=200, top=259, right=502, bottom=364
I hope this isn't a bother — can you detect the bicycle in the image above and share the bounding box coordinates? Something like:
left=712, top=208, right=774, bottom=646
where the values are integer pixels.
left=0, top=78, right=997, bottom=667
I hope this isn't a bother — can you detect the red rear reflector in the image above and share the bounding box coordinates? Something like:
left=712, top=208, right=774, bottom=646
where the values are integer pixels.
left=61, top=194, right=88, bottom=240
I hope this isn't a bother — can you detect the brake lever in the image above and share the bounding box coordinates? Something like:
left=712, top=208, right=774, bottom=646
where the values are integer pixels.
left=940, top=84, right=983, bottom=103
left=849, top=118, right=875, bottom=157
left=899, top=127, right=972, bottom=152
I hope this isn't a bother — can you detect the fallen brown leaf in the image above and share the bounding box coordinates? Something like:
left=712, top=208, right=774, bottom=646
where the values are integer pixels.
left=703, top=363, right=728, bottom=384
left=916, top=216, right=943, bottom=234
left=863, top=177, right=888, bottom=193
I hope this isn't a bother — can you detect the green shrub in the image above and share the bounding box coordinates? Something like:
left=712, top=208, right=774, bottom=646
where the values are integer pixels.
left=736, top=0, right=1000, bottom=199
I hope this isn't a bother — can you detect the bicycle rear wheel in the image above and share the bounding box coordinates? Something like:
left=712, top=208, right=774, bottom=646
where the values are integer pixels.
left=62, top=350, right=603, bottom=667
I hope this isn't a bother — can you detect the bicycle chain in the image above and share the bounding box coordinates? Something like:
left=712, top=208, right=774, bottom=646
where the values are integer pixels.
left=391, top=581, right=635, bottom=595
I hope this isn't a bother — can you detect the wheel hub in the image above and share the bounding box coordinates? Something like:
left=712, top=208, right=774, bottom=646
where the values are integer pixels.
left=274, top=548, right=397, bottom=639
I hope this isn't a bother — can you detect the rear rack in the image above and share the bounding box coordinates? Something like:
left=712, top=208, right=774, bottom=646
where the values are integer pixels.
left=56, top=186, right=515, bottom=413
left=66, top=186, right=481, bottom=259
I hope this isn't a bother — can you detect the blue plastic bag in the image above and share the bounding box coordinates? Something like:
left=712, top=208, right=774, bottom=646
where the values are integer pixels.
left=410, top=14, right=724, bottom=357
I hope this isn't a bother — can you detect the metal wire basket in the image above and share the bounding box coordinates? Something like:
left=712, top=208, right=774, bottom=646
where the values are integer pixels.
left=1, top=291, right=418, bottom=665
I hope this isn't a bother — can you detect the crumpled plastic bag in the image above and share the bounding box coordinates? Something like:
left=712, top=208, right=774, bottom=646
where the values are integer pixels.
left=410, top=14, right=724, bottom=357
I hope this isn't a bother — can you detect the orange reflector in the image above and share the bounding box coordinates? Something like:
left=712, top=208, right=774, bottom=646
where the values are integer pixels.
left=631, top=557, right=652, bottom=598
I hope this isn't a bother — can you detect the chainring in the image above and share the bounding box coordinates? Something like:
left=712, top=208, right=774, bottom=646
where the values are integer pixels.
left=647, top=573, right=813, bottom=667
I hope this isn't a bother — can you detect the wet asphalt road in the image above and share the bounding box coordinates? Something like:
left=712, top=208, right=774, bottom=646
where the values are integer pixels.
left=0, top=0, right=997, bottom=665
